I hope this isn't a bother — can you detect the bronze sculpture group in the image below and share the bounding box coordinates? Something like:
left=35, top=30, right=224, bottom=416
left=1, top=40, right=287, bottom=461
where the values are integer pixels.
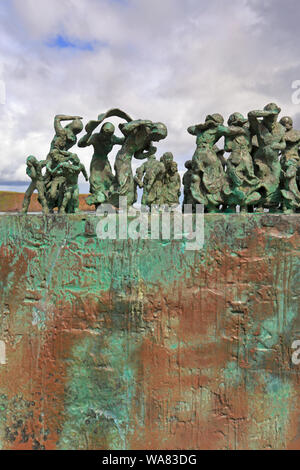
left=21, top=103, right=300, bottom=214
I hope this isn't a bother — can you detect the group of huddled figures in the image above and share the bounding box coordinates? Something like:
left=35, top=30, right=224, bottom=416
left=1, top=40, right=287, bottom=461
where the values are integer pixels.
left=21, top=108, right=181, bottom=213
left=22, top=114, right=88, bottom=214
left=21, top=103, right=300, bottom=214
left=184, top=103, right=300, bottom=213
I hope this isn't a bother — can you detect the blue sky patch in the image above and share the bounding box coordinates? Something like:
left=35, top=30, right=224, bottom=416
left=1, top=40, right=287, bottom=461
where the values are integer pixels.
left=46, top=35, right=104, bottom=51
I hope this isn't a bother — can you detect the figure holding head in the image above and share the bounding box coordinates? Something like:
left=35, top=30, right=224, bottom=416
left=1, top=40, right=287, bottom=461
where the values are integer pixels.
left=188, top=113, right=237, bottom=212
left=22, top=156, right=49, bottom=214
left=223, top=112, right=260, bottom=212
left=78, top=109, right=132, bottom=208
left=113, top=120, right=168, bottom=206
left=49, top=114, right=83, bottom=153
left=45, top=114, right=83, bottom=211
left=279, top=116, right=300, bottom=213
left=248, top=103, right=286, bottom=211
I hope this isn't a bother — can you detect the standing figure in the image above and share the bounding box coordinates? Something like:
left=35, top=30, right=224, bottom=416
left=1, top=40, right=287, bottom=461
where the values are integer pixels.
left=279, top=116, right=300, bottom=213
left=223, top=113, right=260, bottom=212
left=113, top=120, right=168, bottom=207
left=248, top=103, right=286, bottom=212
left=160, top=152, right=174, bottom=172
left=134, top=152, right=165, bottom=208
left=48, top=155, right=88, bottom=213
left=190, top=159, right=209, bottom=207
left=22, top=156, right=49, bottom=214
left=188, top=114, right=232, bottom=212
left=182, top=160, right=195, bottom=210
left=78, top=109, right=132, bottom=208
left=162, top=160, right=181, bottom=208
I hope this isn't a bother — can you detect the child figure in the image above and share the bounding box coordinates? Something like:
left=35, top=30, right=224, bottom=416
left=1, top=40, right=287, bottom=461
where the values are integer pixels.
left=134, top=152, right=166, bottom=208
left=45, top=135, right=70, bottom=212
left=22, top=156, right=49, bottom=214
left=49, top=155, right=88, bottom=213
left=163, top=160, right=181, bottom=208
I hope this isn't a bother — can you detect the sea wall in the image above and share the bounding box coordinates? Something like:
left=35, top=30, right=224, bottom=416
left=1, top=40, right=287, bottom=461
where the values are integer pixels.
left=0, top=214, right=299, bottom=450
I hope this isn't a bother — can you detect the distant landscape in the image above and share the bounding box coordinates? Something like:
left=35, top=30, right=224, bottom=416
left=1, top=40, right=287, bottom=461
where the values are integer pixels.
left=0, top=192, right=93, bottom=212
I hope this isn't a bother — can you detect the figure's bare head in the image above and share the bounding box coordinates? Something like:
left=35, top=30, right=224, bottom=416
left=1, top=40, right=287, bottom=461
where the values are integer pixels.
left=100, top=122, right=115, bottom=137
left=69, top=119, right=84, bottom=135
left=262, top=103, right=281, bottom=126
left=185, top=160, right=193, bottom=170
left=228, top=113, right=247, bottom=127
left=150, top=122, right=168, bottom=142
left=205, top=113, right=224, bottom=127
left=170, top=161, right=178, bottom=174
left=27, top=155, right=38, bottom=165
left=280, top=116, right=293, bottom=131
left=160, top=152, right=174, bottom=170
left=264, top=103, right=281, bottom=114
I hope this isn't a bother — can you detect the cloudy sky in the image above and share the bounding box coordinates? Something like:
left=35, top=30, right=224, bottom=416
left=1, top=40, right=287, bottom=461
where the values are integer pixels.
left=1, top=0, right=300, bottom=191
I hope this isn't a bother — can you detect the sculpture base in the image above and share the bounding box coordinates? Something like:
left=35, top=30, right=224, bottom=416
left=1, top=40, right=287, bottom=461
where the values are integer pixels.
left=0, top=214, right=299, bottom=450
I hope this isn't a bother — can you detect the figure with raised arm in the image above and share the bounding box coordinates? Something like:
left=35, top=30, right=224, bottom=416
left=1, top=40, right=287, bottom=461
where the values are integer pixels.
left=248, top=103, right=286, bottom=212
left=223, top=113, right=260, bottom=212
left=45, top=115, right=83, bottom=211
left=279, top=116, right=300, bottom=213
left=113, top=120, right=168, bottom=207
left=49, top=114, right=83, bottom=153
left=78, top=109, right=132, bottom=208
left=188, top=113, right=243, bottom=212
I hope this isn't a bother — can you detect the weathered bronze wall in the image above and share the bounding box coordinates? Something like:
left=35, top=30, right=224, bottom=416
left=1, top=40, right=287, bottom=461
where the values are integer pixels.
left=0, top=214, right=299, bottom=450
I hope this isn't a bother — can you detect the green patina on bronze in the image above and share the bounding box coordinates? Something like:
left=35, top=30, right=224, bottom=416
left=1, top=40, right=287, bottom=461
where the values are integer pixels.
left=279, top=116, right=300, bottom=213
left=113, top=120, right=168, bottom=207
left=134, top=152, right=181, bottom=209
left=248, top=103, right=286, bottom=211
left=78, top=109, right=132, bottom=208
left=0, top=214, right=299, bottom=450
left=185, top=103, right=299, bottom=213
left=21, top=103, right=300, bottom=214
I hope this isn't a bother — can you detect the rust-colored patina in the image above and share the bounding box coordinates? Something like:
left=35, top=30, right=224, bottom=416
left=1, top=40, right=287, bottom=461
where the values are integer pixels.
left=0, top=214, right=299, bottom=450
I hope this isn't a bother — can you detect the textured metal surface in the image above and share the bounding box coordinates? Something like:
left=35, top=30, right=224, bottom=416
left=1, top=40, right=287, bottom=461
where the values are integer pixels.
left=0, top=214, right=299, bottom=450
